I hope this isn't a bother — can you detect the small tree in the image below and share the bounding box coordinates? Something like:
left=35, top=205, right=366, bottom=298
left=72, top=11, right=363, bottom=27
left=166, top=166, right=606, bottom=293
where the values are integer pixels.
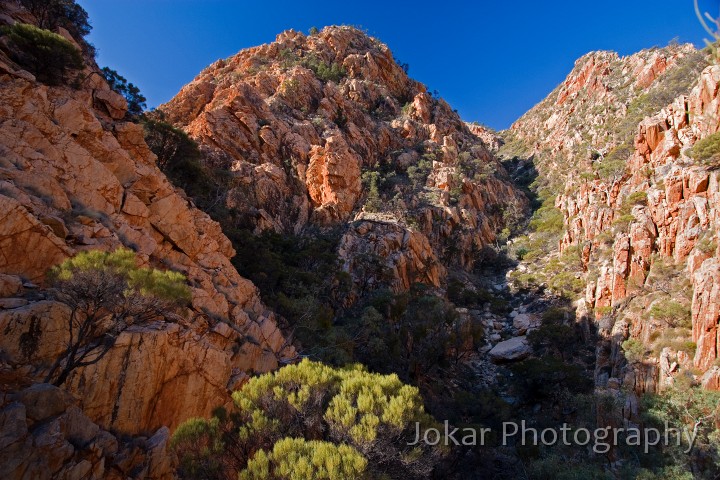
left=1, top=23, right=84, bottom=86
left=45, top=248, right=190, bottom=386
left=143, top=117, right=201, bottom=172
left=19, top=0, right=91, bottom=39
left=101, top=67, right=147, bottom=118
left=361, top=171, right=382, bottom=213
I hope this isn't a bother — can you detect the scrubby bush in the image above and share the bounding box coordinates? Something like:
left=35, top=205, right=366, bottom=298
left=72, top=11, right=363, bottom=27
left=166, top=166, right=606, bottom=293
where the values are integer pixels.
left=641, top=386, right=720, bottom=479
left=361, top=171, right=382, bottom=212
left=622, top=338, right=646, bottom=364
left=173, top=360, right=443, bottom=479
left=596, top=145, right=631, bottom=180
left=407, top=152, right=434, bottom=191
left=45, top=248, right=190, bottom=386
left=142, top=116, right=219, bottom=202
left=647, top=299, right=691, bottom=328
left=528, top=195, right=564, bottom=234
left=19, top=0, right=91, bottom=43
left=239, top=438, right=367, bottom=480
left=687, top=131, right=720, bottom=166
left=624, top=191, right=648, bottom=209
left=1, top=23, right=84, bottom=86
left=101, top=67, right=147, bottom=118
left=301, top=53, right=346, bottom=83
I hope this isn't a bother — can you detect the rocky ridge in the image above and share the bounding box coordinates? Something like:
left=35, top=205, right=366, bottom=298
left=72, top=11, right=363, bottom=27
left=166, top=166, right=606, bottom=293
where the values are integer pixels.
left=500, top=43, right=720, bottom=394
left=0, top=3, right=294, bottom=477
left=161, top=26, right=525, bottom=294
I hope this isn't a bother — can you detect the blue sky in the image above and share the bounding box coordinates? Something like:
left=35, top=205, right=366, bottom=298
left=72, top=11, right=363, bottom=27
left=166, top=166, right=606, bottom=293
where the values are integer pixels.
left=78, top=1, right=712, bottom=130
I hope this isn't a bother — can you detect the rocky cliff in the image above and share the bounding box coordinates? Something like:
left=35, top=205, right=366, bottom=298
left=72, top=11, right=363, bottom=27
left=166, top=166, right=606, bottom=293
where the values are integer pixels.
left=556, top=63, right=720, bottom=391
left=161, top=26, right=525, bottom=294
left=501, top=43, right=720, bottom=393
left=0, top=3, right=294, bottom=477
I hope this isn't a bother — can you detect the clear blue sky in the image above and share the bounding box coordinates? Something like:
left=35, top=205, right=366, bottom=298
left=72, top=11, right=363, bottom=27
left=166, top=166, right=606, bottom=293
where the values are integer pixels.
left=77, top=0, right=712, bottom=130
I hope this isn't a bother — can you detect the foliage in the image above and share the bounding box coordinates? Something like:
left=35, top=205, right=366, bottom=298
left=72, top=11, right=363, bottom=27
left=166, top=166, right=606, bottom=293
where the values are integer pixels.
left=621, top=338, right=646, bottom=364
left=622, top=191, right=648, bottom=212
left=407, top=152, right=434, bottom=191
left=345, top=284, right=482, bottom=380
left=173, top=360, right=443, bottom=479
left=647, top=299, right=691, bottom=328
left=528, top=308, right=578, bottom=360
left=172, top=416, right=227, bottom=478
left=18, top=0, right=92, bottom=46
left=509, top=357, right=593, bottom=403
left=45, top=248, right=190, bottom=386
left=228, top=228, right=351, bottom=362
left=1, top=23, right=84, bottom=86
left=239, top=438, right=367, bottom=480
left=142, top=116, right=219, bottom=202
left=528, top=194, right=564, bottom=234
left=361, top=171, right=382, bottom=212
left=596, top=145, right=631, bottom=180
left=101, top=67, right=147, bottom=118
left=641, top=386, right=720, bottom=479
left=687, top=131, right=720, bottom=166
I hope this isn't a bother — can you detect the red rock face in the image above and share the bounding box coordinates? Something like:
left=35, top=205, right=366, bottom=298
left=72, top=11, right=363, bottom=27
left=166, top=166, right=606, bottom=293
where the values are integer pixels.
left=0, top=5, right=295, bottom=441
left=162, top=26, right=526, bottom=292
left=508, top=45, right=698, bottom=183
left=554, top=65, right=720, bottom=379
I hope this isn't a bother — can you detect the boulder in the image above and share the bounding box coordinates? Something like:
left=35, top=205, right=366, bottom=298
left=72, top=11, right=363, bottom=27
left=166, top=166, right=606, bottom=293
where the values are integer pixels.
left=488, top=336, right=531, bottom=363
left=512, top=313, right=540, bottom=334
left=15, top=384, right=76, bottom=422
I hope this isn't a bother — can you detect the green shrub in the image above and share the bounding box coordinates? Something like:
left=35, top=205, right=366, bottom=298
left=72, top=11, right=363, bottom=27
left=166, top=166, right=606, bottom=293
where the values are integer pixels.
left=46, top=248, right=190, bottom=386
left=687, top=131, right=720, bottom=166
left=528, top=196, right=564, bottom=234
left=19, top=0, right=92, bottom=47
left=101, top=67, right=146, bottom=118
left=612, top=213, right=635, bottom=231
left=239, top=438, right=367, bottom=480
left=142, top=117, right=217, bottom=198
left=596, top=145, right=631, bottom=180
left=361, top=171, right=382, bottom=212
left=302, top=53, right=346, bottom=83
left=509, top=357, right=593, bottom=402
left=173, top=360, right=443, bottom=479
left=647, top=299, right=691, bottom=328
left=641, top=386, right=720, bottom=479
left=622, top=338, right=646, bottom=363
left=696, top=232, right=718, bottom=254
left=625, top=191, right=648, bottom=208
left=1, top=23, right=84, bottom=86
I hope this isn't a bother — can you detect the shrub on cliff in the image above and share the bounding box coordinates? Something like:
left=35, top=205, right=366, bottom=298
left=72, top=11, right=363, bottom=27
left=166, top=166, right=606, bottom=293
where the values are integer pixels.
left=641, top=386, right=720, bottom=479
left=45, top=248, right=190, bottom=386
left=1, top=23, right=84, bottom=86
left=172, top=360, right=443, bottom=479
left=142, top=116, right=219, bottom=203
left=101, top=67, right=147, bottom=118
left=687, top=131, right=720, bottom=166
left=621, top=338, right=646, bottom=364
left=19, top=0, right=92, bottom=44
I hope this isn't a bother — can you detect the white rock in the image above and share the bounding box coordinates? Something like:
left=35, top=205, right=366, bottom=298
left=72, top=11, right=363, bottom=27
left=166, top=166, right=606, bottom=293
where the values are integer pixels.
left=488, top=336, right=531, bottom=362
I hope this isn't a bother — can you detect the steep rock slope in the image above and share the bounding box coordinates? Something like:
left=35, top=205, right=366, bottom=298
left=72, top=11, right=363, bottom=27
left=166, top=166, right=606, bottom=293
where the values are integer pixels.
left=556, top=64, right=720, bottom=390
left=503, top=43, right=720, bottom=392
left=162, top=26, right=525, bottom=293
left=506, top=45, right=703, bottom=178
left=0, top=1, right=293, bottom=443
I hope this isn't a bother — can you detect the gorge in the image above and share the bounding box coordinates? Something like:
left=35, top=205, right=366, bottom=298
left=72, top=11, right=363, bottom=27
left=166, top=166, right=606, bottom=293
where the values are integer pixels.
left=0, top=1, right=718, bottom=479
